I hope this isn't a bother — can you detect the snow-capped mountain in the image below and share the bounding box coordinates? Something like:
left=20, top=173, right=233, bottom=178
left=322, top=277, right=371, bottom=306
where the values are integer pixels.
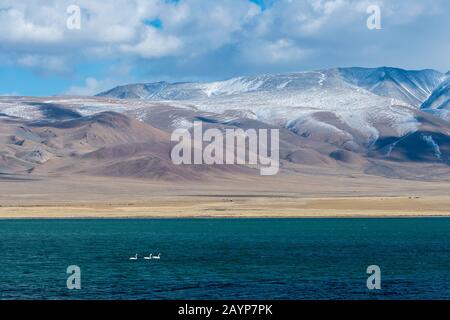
left=98, top=67, right=445, bottom=107
left=97, top=67, right=448, bottom=148
left=338, top=67, right=444, bottom=107
left=1, top=67, right=450, bottom=181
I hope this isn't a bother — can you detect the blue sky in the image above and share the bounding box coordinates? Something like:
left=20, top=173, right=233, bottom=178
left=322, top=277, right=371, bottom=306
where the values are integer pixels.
left=0, top=0, right=448, bottom=96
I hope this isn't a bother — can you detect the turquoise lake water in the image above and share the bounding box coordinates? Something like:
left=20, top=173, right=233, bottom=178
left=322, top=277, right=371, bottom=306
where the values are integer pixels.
left=1, top=218, right=450, bottom=300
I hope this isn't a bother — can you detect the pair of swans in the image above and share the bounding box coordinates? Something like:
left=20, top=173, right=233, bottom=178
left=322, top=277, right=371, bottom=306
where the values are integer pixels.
left=144, top=253, right=161, bottom=260
left=129, top=253, right=161, bottom=260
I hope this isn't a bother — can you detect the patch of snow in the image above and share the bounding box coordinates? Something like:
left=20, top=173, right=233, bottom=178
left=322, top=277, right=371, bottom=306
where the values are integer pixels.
left=422, top=134, right=442, bottom=160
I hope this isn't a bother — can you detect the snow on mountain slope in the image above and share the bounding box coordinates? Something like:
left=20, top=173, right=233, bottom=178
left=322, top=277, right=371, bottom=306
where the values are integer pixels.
left=421, top=74, right=449, bottom=110
left=1, top=70, right=422, bottom=150
left=2, top=67, right=449, bottom=170
left=97, top=67, right=445, bottom=107
left=338, top=67, right=445, bottom=107
left=421, top=79, right=450, bottom=122
left=182, top=74, right=416, bottom=146
left=96, top=68, right=423, bottom=147
left=1, top=96, right=450, bottom=180
left=97, top=71, right=330, bottom=100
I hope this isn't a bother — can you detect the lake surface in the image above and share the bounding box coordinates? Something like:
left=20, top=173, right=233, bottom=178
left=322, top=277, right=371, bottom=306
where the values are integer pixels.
left=1, top=218, right=450, bottom=300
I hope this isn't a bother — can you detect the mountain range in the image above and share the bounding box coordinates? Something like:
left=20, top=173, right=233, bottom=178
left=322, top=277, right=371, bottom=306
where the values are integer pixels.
left=1, top=67, right=450, bottom=181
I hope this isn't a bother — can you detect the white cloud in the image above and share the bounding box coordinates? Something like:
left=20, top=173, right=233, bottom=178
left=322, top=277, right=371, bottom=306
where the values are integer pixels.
left=0, top=0, right=448, bottom=80
left=64, top=77, right=131, bottom=96
left=0, top=7, right=63, bottom=44
left=240, top=38, right=309, bottom=64
left=16, top=55, right=71, bottom=75
left=0, top=0, right=262, bottom=71
left=65, top=77, right=108, bottom=96
left=120, top=27, right=183, bottom=58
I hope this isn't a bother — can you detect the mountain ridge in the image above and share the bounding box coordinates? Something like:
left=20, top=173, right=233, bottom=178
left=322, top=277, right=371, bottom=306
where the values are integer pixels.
left=2, top=66, right=450, bottom=181
left=97, top=67, right=446, bottom=107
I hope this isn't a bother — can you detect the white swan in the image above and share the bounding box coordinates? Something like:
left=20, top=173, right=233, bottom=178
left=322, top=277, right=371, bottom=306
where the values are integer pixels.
left=152, top=253, right=161, bottom=260
left=129, top=254, right=138, bottom=260
left=144, top=254, right=152, bottom=260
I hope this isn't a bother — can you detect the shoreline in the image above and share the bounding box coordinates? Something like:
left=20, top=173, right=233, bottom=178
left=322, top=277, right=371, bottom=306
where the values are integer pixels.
left=1, top=195, right=450, bottom=219
left=2, top=214, right=450, bottom=219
